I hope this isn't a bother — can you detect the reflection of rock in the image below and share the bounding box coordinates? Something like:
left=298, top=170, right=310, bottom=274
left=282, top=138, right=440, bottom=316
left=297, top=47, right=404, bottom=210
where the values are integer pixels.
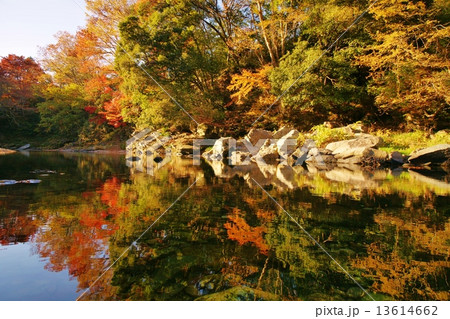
left=408, top=170, right=450, bottom=192
left=325, top=167, right=380, bottom=189
left=229, top=150, right=251, bottom=165
left=256, top=160, right=277, bottom=178
left=276, top=164, right=296, bottom=189
left=17, top=144, right=30, bottom=151
left=408, top=144, right=450, bottom=166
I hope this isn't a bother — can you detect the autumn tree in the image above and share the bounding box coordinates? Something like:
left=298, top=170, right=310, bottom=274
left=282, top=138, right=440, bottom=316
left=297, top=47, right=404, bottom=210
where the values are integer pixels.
left=116, top=0, right=230, bottom=129
left=269, top=0, right=372, bottom=128
left=356, top=0, right=450, bottom=129
left=0, top=55, right=45, bottom=125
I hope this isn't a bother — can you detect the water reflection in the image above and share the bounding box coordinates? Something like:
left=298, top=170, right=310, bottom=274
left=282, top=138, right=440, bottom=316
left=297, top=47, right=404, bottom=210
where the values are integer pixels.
left=0, top=152, right=448, bottom=300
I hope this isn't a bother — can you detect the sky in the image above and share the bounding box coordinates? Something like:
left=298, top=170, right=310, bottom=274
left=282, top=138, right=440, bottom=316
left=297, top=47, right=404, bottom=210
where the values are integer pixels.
left=0, top=0, right=86, bottom=60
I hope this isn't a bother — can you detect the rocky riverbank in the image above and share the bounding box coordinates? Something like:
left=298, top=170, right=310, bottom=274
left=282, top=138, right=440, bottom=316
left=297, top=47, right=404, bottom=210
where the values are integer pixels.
left=0, top=148, right=16, bottom=155
left=163, top=126, right=450, bottom=171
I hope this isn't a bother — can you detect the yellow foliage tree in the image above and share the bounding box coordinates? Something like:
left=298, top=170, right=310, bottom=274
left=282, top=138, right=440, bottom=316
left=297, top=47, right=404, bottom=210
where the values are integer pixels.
left=356, top=0, right=450, bottom=129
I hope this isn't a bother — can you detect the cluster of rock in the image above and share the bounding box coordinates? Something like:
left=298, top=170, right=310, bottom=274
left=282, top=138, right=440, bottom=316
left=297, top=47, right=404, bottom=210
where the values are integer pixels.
left=197, top=126, right=450, bottom=170
left=125, top=125, right=449, bottom=176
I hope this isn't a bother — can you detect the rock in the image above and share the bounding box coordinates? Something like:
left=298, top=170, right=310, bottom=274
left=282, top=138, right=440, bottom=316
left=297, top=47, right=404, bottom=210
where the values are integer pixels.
left=0, top=148, right=16, bottom=155
left=326, top=134, right=383, bottom=154
left=211, top=137, right=233, bottom=160
left=276, top=129, right=300, bottom=158
left=306, top=148, right=335, bottom=164
left=290, top=139, right=316, bottom=165
left=154, top=156, right=163, bottom=163
left=390, top=151, right=404, bottom=165
left=230, top=151, right=251, bottom=165
left=245, top=128, right=272, bottom=145
left=273, top=126, right=295, bottom=139
left=253, top=140, right=279, bottom=164
left=17, top=144, right=30, bottom=151
left=335, top=148, right=388, bottom=166
left=365, top=148, right=389, bottom=163
left=408, top=144, right=450, bottom=166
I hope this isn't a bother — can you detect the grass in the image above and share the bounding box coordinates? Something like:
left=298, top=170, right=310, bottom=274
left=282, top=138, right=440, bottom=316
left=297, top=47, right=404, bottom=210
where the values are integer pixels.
left=309, top=124, right=354, bottom=148
left=375, top=130, right=450, bottom=155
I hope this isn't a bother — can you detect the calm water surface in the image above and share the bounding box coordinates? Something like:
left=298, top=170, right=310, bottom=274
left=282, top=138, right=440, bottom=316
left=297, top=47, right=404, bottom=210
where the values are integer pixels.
left=0, top=152, right=448, bottom=300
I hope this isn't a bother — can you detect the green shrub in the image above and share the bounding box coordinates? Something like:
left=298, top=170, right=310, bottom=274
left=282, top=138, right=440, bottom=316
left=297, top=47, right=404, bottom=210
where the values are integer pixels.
left=310, top=124, right=353, bottom=147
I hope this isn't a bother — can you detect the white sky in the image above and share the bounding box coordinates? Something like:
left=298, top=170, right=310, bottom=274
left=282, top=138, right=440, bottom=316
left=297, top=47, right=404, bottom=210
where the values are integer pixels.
left=0, top=0, right=86, bottom=60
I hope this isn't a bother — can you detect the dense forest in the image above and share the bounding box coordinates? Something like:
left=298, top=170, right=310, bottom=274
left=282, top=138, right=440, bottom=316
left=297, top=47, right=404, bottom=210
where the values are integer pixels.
left=0, top=0, right=449, bottom=148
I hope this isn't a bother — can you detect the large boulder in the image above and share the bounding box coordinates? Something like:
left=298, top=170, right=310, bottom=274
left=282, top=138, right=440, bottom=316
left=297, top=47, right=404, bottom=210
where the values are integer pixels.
left=335, top=148, right=388, bottom=166
left=273, top=126, right=295, bottom=139
left=408, top=144, right=450, bottom=166
left=210, top=137, right=234, bottom=160
left=276, top=129, right=300, bottom=158
left=326, top=134, right=383, bottom=154
left=245, top=128, right=272, bottom=145
left=253, top=140, right=279, bottom=164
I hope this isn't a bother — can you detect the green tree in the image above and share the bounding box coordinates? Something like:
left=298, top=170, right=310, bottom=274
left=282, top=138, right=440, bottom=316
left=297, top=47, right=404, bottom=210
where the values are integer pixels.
left=116, top=0, right=230, bottom=129
left=37, top=84, right=88, bottom=144
left=269, top=0, right=372, bottom=128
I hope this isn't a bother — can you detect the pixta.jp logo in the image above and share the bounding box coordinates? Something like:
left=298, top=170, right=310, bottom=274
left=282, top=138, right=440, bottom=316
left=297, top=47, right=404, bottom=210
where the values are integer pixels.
left=126, top=129, right=172, bottom=175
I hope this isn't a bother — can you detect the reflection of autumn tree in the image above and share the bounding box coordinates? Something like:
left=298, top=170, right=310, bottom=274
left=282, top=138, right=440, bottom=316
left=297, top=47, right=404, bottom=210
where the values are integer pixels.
left=32, top=177, right=127, bottom=299
left=354, top=213, right=450, bottom=300
left=225, top=208, right=270, bottom=254
left=0, top=210, right=39, bottom=245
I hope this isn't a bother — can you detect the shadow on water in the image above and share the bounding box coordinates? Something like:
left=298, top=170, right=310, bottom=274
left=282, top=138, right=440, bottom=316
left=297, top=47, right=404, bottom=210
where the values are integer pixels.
left=0, top=152, right=449, bottom=300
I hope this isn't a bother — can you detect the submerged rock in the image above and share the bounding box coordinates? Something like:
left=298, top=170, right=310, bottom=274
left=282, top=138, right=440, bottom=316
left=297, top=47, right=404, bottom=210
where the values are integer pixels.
left=0, top=179, right=41, bottom=186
